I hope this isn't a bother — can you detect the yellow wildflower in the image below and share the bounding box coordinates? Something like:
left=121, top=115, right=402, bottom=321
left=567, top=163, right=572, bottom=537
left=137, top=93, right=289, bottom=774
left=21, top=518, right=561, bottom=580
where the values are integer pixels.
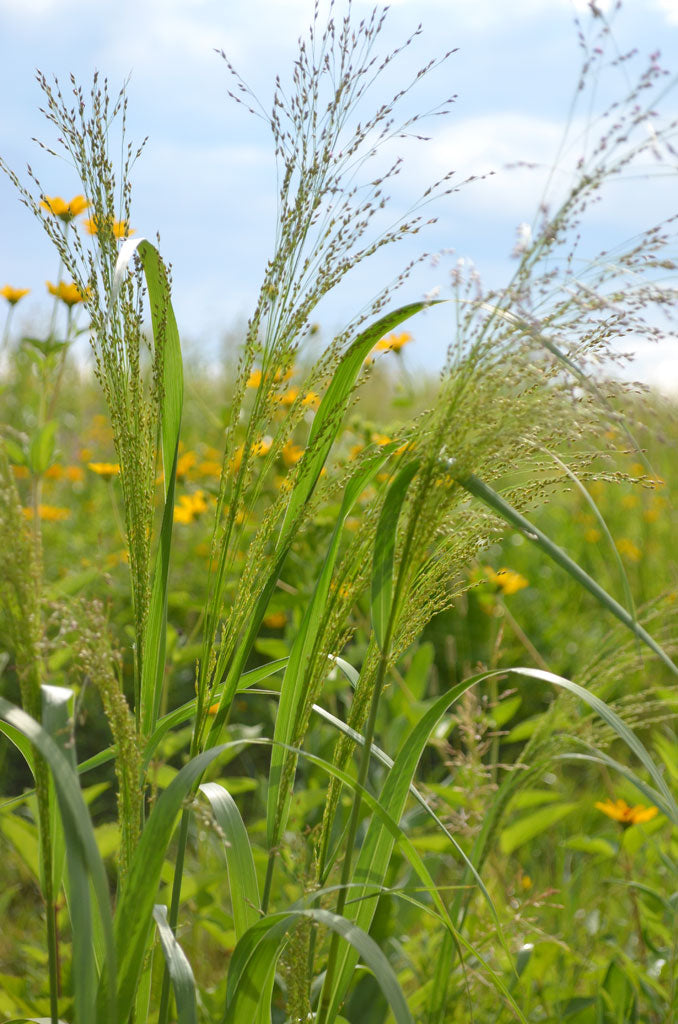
left=173, top=490, right=208, bottom=524
left=520, top=874, right=532, bottom=891
left=12, top=465, right=29, bottom=479
left=197, top=459, right=222, bottom=477
left=23, top=504, right=71, bottom=522
left=279, top=387, right=299, bottom=407
left=301, top=391, right=320, bottom=409
left=88, top=462, right=120, bottom=481
left=253, top=437, right=273, bottom=457
left=484, top=566, right=529, bottom=596
left=616, top=537, right=641, bottom=563
left=83, top=216, right=134, bottom=239
left=282, top=441, right=304, bottom=467
left=371, top=432, right=392, bottom=446
left=585, top=528, right=601, bottom=544
left=46, top=280, right=87, bottom=307
left=176, top=451, right=197, bottom=481
left=246, top=369, right=262, bottom=389
left=44, top=464, right=64, bottom=481
left=65, top=465, right=85, bottom=483
left=596, top=798, right=658, bottom=827
left=40, top=194, right=89, bottom=222
left=1, top=285, right=30, bottom=305
left=263, top=611, right=287, bottom=629
left=373, top=331, right=413, bottom=354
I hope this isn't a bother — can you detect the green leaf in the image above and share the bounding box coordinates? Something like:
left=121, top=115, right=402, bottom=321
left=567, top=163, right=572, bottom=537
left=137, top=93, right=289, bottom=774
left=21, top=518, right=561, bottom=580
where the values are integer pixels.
left=119, top=239, right=184, bottom=739
left=28, top=419, right=58, bottom=476
left=207, top=303, right=431, bottom=741
left=224, top=908, right=414, bottom=1024
left=371, top=460, right=419, bottom=650
left=200, top=782, right=260, bottom=940
left=153, top=905, right=198, bottom=1024
left=0, top=697, right=117, bottom=1024
left=267, top=448, right=394, bottom=853
left=457, top=472, right=678, bottom=677
left=500, top=802, right=579, bottom=855
left=112, top=739, right=263, bottom=1022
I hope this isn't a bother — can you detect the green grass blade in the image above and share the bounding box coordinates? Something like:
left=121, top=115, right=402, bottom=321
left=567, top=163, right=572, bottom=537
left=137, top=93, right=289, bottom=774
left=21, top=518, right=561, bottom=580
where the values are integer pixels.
left=457, top=472, right=678, bottom=676
left=371, top=460, right=419, bottom=650
left=207, top=304, right=432, bottom=744
left=200, top=782, right=261, bottom=940
left=152, top=905, right=198, bottom=1024
left=278, top=303, right=433, bottom=550
left=40, top=686, right=72, bottom=921
left=317, top=674, right=492, bottom=1022
left=0, top=697, right=117, bottom=1024
left=112, top=739, right=262, bottom=1021
left=267, top=448, right=394, bottom=852
left=117, top=239, right=184, bottom=738
left=224, top=908, right=414, bottom=1024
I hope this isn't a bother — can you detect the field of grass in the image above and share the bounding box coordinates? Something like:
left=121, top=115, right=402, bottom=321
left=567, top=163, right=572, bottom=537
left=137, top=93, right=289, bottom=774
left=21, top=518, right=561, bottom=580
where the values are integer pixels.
left=2, top=6, right=678, bottom=1023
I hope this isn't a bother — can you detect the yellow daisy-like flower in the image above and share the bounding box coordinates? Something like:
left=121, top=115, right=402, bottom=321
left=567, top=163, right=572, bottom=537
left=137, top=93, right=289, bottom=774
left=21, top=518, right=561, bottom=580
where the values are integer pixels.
left=173, top=490, right=208, bottom=524
left=83, top=216, right=134, bottom=239
left=246, top=369, right=262, bottom=389
left=88, top=462, right=121, bottom=481
left=1, top=285, right=30, bottom=305
left=176, top=451, right=197, bottom=481
left=616, top=537, right=642, bottom=563
left=279, top=387, right=299, bottom=407
left=484, top=566, right=529, bottom=596
left=65, top=465, right=85, bottom=483
left=596, top=798, right=658, bottom=827
left=40, top=194, right=90, bottom=223
left=46, top=280, right=88, bottom=307
left=282, top=441, right=304, bottom=467
left=263, top=611, right=287, bottom=629
left=197, top=459, right=222, bottom=478
left=23, top=504, right=71, bottom=522
left=373, top=331, right=413, bottom=354
left=253, top=436, right=273, bottom=457
left=301, top=391, right=320, bottom=409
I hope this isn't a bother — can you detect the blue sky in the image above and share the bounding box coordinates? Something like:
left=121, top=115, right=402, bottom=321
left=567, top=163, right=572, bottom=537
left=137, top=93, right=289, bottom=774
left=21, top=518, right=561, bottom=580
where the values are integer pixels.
left=1, top=0, right=678, bottom=385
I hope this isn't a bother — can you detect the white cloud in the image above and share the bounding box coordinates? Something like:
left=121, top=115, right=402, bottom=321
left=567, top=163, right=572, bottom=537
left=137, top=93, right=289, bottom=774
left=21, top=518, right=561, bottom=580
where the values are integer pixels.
left=653, top=0, right=678, bottom=25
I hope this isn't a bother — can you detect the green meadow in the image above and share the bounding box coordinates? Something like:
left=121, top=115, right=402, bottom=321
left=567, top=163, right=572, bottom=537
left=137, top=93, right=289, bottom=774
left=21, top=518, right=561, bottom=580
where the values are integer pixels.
left=1, top=6, right=678, bottom=1022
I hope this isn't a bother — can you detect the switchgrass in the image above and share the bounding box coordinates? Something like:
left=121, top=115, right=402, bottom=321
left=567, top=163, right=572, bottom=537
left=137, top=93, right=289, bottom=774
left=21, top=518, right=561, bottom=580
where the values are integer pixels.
left=1, top=3, right=678, bottom=1022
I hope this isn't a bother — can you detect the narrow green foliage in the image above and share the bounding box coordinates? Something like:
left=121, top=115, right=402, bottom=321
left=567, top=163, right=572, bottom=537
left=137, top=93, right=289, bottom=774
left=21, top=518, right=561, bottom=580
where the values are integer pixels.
left=153, top=905, right=198, bottom=1024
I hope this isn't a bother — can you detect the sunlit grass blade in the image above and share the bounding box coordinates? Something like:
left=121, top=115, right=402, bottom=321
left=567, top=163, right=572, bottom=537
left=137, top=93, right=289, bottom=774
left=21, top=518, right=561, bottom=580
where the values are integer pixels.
left=224, top=907, right=415, bottom=1024
left=207, top=303, right=433, bottom=741
left=457, top=472, right=678, bottom=675
left=277, top=304, right=434, bottom=548
left=200, top=782, right=260, bottom=939
left=112, top=739, right=264, bottom=1021
left=152, top=905, right=198, bottom=1024
left=0, top=697, right=117, bottom=1024
left=371, top=460, right=419, bottom=650
left=317, top=674, right=496, bottom=1023
left=116, top=239, right=184, bottom=738
left=266, top=448, right=395, bottom=877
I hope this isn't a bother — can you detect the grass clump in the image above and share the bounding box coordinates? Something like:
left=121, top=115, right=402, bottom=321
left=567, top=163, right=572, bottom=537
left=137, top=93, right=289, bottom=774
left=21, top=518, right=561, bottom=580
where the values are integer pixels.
left=1, top=4, right=678, bottom=1023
